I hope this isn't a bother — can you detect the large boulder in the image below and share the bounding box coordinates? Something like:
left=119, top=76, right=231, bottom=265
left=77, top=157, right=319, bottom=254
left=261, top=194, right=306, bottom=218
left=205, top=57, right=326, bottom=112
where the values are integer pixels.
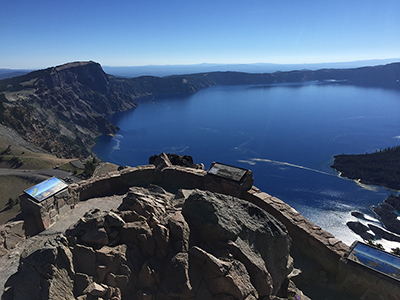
left=182, top=189, right=293, bottom=294
left=118, top=185, right=174, bottom=219
left=66, top=209, right=125, bottom=248
left=189, top=246, right=258, bottom=300
left=149, top=153, right=204, bottom=170
left=4, top=235, right=75, bottom=300
left=0, top=221, right=25, bottom=257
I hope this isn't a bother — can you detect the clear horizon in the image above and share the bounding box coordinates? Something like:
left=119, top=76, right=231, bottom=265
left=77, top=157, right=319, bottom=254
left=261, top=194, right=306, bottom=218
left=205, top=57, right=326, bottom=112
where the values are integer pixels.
left=1, top=1, right=400, bottom=69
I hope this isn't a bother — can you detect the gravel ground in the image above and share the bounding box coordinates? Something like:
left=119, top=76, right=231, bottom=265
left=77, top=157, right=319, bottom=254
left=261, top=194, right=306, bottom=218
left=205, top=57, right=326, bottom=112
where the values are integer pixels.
left=0, top=193, right=126, bottom=291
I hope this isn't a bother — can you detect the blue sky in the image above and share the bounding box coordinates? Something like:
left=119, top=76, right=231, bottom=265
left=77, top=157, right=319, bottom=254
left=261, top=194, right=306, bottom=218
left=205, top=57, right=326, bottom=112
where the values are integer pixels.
left=1, top=0, right=400, bottom=69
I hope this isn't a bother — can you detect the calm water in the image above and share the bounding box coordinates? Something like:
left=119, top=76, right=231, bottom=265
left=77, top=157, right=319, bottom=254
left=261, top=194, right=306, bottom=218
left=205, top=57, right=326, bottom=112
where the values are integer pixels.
left=93, top=82, right=400, bottom=247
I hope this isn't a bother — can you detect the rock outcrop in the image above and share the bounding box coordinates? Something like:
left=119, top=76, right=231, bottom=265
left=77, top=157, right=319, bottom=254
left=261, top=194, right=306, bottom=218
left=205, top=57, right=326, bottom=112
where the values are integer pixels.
left=373, top=195, right=400, bottom=236
left=346, top=221, right=375, bottom=241
left=0, top=61, right=139, bottom=158
left=348, top=195, right=400, bottom=242
left=4, top=185, right=298, bottom=300
left=0, top=221, right=25, bottom=256
left=149, top=153, right=205, bottom=170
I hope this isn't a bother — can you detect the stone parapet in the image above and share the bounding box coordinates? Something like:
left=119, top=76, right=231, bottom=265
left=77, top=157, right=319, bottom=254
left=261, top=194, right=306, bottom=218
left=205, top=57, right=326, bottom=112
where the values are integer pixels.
left=243, top=187, right=349, bottom=275
left=155, top=166, right=207, bottom=191
left=120, top=164, right=156, bottom=186
left=337, top=255, right=400, bottom=300
left=243, top=187, right=400, bottom=299
left=19, top=161, right=399, bottom=298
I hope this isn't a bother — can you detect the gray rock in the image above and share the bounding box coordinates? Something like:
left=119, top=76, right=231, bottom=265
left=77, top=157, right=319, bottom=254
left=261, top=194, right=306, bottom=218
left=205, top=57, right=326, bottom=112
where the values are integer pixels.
left=11, top=235, right=75, bottom=300
left=189, top=246, right=257, bottom=300
left=152, top=152, right=173, bottom=171
left=83, top=282, right=107, bottom=297
left=167, top=211, right=190, bottom=253
left=118, top=185, right=174, bottom=219
left=4, top=183, right=303, bottom=300
left=160, top=252, right=193, bottom=298
left=0, top=221, right=25, bottom=255
left=351, top=211, right=364, bottom=218
left=182, top=189, right=293, bottom=293
left=153, top=224, right=170, bottom=259
left=119, top=220, right=155, bottom=257
left=73, top=244, right=97, bottom=277
left=138, top=261, right=156, bottom=287
left=74, top=272, right=93, bottom=296
left=81, top=227, right=109, bottom=246
left=96, top=244, right=129, bottom=276
left=346, top=221, right=375, bottom=240
left=227, top=237, right=273, bottom=297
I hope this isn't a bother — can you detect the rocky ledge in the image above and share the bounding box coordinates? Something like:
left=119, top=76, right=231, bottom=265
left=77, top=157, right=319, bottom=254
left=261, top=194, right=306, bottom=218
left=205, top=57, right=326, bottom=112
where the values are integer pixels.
left=3, top=185, right=307, bottom=300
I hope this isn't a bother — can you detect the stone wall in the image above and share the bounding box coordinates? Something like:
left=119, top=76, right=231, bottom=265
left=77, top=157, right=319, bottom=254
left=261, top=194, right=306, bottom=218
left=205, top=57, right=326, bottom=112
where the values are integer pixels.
left=20, top=161, right=400, bottom=299
left=19, top=188, right=76, bottom=236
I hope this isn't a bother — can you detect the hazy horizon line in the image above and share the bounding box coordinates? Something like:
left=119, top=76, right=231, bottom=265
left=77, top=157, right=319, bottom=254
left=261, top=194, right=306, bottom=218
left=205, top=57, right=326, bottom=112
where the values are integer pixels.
left=1, top=57, right=400, bottom=71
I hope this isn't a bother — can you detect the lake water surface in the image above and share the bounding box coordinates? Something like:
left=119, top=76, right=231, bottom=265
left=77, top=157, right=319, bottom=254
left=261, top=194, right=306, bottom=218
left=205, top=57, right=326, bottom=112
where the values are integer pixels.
left=93, top=82, right=400, bottom=248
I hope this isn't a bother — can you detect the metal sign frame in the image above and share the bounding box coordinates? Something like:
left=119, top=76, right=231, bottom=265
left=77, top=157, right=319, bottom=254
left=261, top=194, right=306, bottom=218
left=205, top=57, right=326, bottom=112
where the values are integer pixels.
left=345, top=241, right=400, bottom=282
left=208, top=162, right=249, bottom=182
left=24, top=177, right=68, bottom=203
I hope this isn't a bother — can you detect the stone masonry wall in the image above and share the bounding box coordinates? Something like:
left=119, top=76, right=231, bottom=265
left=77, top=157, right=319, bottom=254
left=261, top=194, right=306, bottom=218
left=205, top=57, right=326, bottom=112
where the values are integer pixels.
left=19, top=188, right=76, bottom=236
left=22, top=163, right=400, bottom=299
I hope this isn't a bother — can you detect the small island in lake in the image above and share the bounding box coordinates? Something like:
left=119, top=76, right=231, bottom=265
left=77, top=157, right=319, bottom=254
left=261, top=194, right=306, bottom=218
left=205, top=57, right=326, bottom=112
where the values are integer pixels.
left=333, top=147, right=400, bottom=242
left=331, top=146, right=400, bottom=190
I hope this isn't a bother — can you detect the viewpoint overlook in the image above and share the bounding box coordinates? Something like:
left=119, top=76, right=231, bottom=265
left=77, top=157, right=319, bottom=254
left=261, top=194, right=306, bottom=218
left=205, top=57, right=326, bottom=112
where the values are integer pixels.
left=0, top=62, right=400, bottom=299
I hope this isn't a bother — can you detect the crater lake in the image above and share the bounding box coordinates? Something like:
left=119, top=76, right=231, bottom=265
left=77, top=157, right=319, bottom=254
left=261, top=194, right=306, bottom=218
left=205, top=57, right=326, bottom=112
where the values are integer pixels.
left=93, top=82, right=400, bottom=248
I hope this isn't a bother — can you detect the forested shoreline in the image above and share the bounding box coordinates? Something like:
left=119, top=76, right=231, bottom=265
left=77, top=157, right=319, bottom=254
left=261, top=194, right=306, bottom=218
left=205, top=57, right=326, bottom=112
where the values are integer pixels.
left=332, top=146, right=400, bottom=190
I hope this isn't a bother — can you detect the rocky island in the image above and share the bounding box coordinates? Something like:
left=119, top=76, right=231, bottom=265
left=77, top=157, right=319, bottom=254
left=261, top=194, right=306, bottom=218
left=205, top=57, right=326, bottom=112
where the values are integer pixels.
left=332, top=147, right=400, bottom=244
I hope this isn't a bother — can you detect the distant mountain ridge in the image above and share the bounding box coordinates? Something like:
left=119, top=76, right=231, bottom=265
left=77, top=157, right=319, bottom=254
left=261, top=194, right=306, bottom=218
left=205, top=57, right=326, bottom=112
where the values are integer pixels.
left=2, top=58, right=399, bottom=80
left=0, top=61, right=399, bottom=158
left=104, top=58, right=400, bottom=77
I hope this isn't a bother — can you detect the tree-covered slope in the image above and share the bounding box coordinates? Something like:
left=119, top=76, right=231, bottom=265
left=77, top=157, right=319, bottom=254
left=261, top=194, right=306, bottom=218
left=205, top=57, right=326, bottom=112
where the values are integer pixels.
left=332, top=146, right=400, bottom=190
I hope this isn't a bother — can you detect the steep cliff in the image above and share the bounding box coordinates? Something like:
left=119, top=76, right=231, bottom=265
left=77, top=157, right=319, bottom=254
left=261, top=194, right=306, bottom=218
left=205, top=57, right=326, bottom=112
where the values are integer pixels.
left=0, top=62, right=139, bottom=157
left=1, top=61, right=399, bottom=158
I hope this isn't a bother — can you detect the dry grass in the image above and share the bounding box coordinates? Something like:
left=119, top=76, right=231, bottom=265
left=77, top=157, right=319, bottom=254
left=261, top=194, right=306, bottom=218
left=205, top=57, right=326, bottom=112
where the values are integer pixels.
left=0, top=133, right=120, bottom=224
left=0, top=134, right=73, bottom=224
left=0, top=176, right=35, bottom=224
left=0, top=135, right=73, bottom=170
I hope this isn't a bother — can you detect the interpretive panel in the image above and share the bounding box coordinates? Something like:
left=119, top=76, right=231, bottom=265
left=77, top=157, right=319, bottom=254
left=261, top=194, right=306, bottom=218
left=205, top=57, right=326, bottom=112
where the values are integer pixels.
left=208, top=162, right=248, bottom=182
left=24, top=177, right=68, bottom=202
left=347, top=241, right=400, bottom=281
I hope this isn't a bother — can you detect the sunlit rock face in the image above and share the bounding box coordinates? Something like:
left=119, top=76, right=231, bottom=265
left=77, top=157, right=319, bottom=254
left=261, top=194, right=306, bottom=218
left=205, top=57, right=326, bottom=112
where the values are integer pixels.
left=4, top=185, right=296, bottom=300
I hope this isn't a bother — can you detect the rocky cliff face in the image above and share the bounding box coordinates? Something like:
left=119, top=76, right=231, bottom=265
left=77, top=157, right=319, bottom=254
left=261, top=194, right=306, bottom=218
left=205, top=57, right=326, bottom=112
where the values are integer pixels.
left=1, top=61, right=399, bottom=158
left=3, top=186, right=301, bottom=300
left=0, top=61, right=139, bottom=157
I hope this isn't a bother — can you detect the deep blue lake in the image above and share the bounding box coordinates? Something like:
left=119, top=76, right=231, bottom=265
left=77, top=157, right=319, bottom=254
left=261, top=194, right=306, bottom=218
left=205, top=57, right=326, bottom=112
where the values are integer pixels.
left=93, top=82, right=400, bottom=247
